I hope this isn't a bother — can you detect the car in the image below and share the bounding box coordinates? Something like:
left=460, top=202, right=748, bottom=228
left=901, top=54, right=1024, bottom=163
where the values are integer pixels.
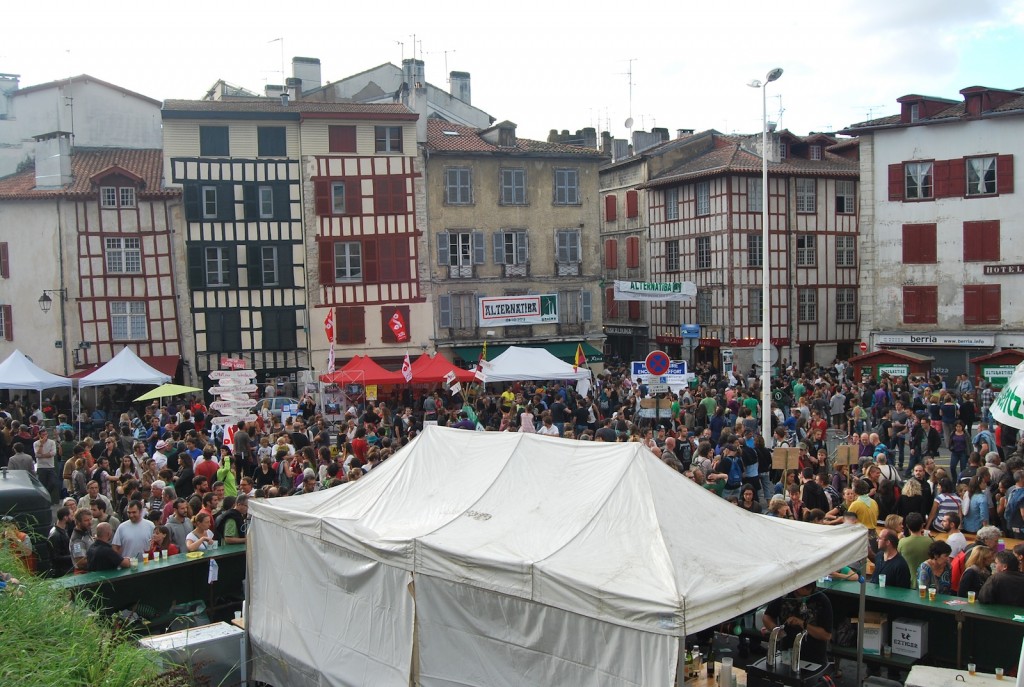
left=250, top=396, right=301, bottom=421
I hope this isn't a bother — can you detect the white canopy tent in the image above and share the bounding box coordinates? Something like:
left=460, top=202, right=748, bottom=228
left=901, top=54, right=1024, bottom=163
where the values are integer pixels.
left=482, top=345, right=592, bottom=395
left=0, top=349, right=73, bottom=411
left=77, top=346, right=171, bottom=388
left=247, top=426, right=866, bottom=687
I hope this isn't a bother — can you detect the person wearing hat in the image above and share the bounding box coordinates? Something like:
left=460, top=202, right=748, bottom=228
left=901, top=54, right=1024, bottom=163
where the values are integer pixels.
left=152, top=439, right=170, bottom=471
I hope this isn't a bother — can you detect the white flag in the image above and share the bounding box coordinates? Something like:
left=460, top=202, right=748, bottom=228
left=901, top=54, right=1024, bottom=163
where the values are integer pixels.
left=327, top=342, right=335, bottom=372
left=401, top=353, right=413, bottom=382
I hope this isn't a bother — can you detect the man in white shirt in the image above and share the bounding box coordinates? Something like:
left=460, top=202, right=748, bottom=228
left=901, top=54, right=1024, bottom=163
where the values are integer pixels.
left=944, top=513, right=968, bottom=557
left=33, top=428, right=59, bottom=504
left=152, top=440, right=169, bottom=471
left=537, top=416, right=560, bottom=436
left=112, top=500, right=155, bottom=561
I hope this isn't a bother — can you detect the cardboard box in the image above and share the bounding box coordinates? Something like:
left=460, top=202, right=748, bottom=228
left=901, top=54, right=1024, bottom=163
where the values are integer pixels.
left=852, top=612, right=888, bottom=655
left=892, top=618, right=928, bottom=659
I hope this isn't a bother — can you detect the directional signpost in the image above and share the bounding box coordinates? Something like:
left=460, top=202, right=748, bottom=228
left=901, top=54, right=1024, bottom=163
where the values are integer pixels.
left=209, top=367, right=257, bottom=426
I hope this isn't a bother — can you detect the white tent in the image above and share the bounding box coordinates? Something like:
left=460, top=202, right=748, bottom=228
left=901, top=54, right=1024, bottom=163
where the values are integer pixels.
left=0, top=349, right=72, bottom=392
left=77, top=346, right=171, bottom=388
left=482, top=345, right=591, bottom=383
left=247, top=426, right=866, bottom=687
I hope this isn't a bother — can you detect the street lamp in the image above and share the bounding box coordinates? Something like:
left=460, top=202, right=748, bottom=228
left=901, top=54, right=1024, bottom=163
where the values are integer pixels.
left=748, top=67, right=782, bottom=442
left=38, top=288, right=69, bottom=375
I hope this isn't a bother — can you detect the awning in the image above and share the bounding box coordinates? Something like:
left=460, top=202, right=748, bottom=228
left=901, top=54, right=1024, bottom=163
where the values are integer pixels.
left=454, top=342, right=603, bottom=364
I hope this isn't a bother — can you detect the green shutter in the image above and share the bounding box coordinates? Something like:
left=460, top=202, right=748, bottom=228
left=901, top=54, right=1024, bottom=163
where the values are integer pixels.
left=187, top=245, right=205, bottom=289
left=218, top=184, right=235, bottom=221
left=278, top=244, right=294, bottom=288
left=246, top=244, right=262, bottom=287
left=184, top=185, right=200, bottom=221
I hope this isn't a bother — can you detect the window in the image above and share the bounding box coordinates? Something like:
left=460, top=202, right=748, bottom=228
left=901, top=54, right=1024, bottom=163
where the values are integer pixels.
left=628, top=300, right=641, bottom=321
left=666, top=187, right=679, bottom=220
left=560, top=290, right=592, bottom=324
left=445, top=168, right=472, bottom=204
left=199, top=126, right=229, bottom=156
left=202, top=186, right=218, bottom=219
left=554, top=168, right=580, bottom=205
left=747, top=178, right=763, bottom=212
left=837, top=288, right=856, bottom=323
left=810, top=145, right=822, bottom=161
left=314, top=179, right=360, bottom=216
left=696, top=236, right=711, bottom=269
left=697, top=291, right=712, bottom=325
left=909, top=104, right=920, bottom=122
left=120, top=187, right=136, bottom=208
left=0, top=243, right=8, bottom=278
left=110, top=301, right=147, bottom=340
left=262, top=309, right=297, bottom=350
left=696, top=181, right=710, bottom=216
left=258, top=186, right=274, bottom=218
left=902, top=224, right=937, bottom=264
left=604, top=239, right=618, bottom=269
left=375, top=126, right=403, bottom=153
left=798, top=288, right=817, bottom=323
left=100, top=187, right=117, bottom=208
left=626, top=190, right=639, bottom=218
left=332, top=183, right=347, bottom=214
left=963, top=220, right=1000, bottom=262
left=100, top=186, right=135, bottom=208
left=205, top=310, right=242, bottom=353
left=494, top=230, right=528, bottom=265
left=0, top=304, right=10, bottom=340
left=666, top=300, right=680, bottom=324
left=836, top=235, right=856, bottom=267
left=903, top=286, right=938, bottom=324
left=836, top=180, right=856, bottom=214
left=333, top=242, right=362, bottom=281
left=438, top=294, right=475, bottom=329
left=205, top=247, right=231, bottom=287
left=796, top=178, right=816, bottom=213
left=381, top=306, right=411, bottom=342
left=967, top=156, right=997, bottom=196
left=605, top=194, right=617, bottom=222
left=626, top=236, right=640, bottom=269
left=666, top=240, right=680, bottom=271
left=500, top=168, right=526, bottom=205
left=796, top=235, right=816, bottom=267
left=373, top=177, right=406, bottom=214
left=335, top=307, right=365, bottom=344
left=556, top=229, right=581, bottom=264
left=964, top=285, right=1001, bottom=325
left=105, top=237, right=142, bottom=274
left=779, top=142, right=787, bottom=159
left=257, top=126, right=287, bottom=157
left=604, top=286, right=618, bottom=319
left=749, top=288, right=762, bottom=324
left=261, top=246, right=279, bottom=286
left=747, top=234, right=762, bottom=268
left=905, top=162, right=933, bottom=199
left=437, top=231, right=483, bottom=271
left=328, top=125, right=357, bottom=153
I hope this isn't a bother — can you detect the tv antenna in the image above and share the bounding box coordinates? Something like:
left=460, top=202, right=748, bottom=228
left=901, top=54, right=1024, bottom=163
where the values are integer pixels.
left=856, top=104, right=884, bottom=121
left=268, top=37, right=285, bottom=85
left=618, top=58, right=637, bottom=130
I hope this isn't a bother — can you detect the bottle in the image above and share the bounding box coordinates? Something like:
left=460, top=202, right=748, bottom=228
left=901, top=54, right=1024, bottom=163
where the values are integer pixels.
left=706, top=646, right=715, bottom=679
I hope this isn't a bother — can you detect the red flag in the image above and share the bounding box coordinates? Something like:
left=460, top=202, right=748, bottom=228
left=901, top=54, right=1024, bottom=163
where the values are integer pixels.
left=324, top=309, right=335, bottom=343
left=389, top=309, right=409, bottom=342
left=574, top=343, right=587, bottom=372
left=401, top=353, right=413, bottom=382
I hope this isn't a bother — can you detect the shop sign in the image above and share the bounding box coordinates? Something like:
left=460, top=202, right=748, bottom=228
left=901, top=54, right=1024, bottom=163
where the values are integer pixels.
left=875, top=333, right=995, bottom=347
left=982, top=365, right=1016, bottom=388
left=877, top=364, right=910, bottom=379
left=478, top=294, right=558, bottom=326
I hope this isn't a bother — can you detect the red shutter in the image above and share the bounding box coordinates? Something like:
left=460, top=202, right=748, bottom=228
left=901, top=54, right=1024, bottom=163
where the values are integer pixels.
left=346, top=179, right=362, bottom=215
left=1, top=305, right=11, bottom=341
left=933, top=159, right=950, bottom=198
left=337, top=307, right=365, bottom=345
left=963, top=220, right=1000, bottom=262
left=983, top=285, right=1001, bottom=325
left=604, top=239, right=618, bottom=269
left=903, top=287, right=919, bottom=324
left=888, top=163, right=905, bottom=201
left=0, top=242, right=8, bottom=278
left=964, top=285, right=982, bottom=325
left=626, top=190, right=638, bottom=218
left=318, top=241, right=335, bottom=285
left=903, top=224, right=936, bottom=264
left=605, top=194, right=617, bottom=222
left=626, top=236, right=640, bottom=268
left=605, top=286, right=618, bottom=319
left=997, top=154, right=1014, bottom=194
left=314, top=180, right=332, bottom=216
left=328, top=125, right=357, bottom=153
left=948, top=158, right=966, bottom=197
left=921, top=287, right=938, bottom=324
left=628, top=301, right=641, bottom=320
left=362, top=238, right=379, bottom=283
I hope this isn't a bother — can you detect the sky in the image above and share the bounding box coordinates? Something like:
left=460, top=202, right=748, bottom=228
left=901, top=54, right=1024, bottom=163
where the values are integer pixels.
left=4, top=0, right=1024, bottom=142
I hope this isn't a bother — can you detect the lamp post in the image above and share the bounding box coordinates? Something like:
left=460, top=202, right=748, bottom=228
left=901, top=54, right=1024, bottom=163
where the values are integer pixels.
left=748, top=68, right=783, bottom=441
left=38, top=288, right=69, bottom=375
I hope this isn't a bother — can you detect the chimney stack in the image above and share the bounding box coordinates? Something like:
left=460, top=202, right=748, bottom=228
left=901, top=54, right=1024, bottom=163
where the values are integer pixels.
left=449, top=71, right=471, bottom=104
left=292, top=57, right=321, bottom=92
left=34, top=132, right=72, bottom=189
left=402, top=59, right=425, bottom=89
left=285, top=77, right=302, bottom=102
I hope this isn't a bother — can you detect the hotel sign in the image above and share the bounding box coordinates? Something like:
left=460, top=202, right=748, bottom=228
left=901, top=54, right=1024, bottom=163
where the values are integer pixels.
left=984, top=264, right=1024, bottom=275
left=478, top=294, right=558, bottom=326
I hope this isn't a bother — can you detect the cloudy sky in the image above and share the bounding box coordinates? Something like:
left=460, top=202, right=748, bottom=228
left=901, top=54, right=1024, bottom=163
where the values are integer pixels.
left=4, top=0, right=1023, bottom=141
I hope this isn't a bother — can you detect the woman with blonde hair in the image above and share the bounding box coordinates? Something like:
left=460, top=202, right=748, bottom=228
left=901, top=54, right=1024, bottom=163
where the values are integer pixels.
left=958, top=545, right=994, bottom=598
left=185, top=512, right=216, bottom=552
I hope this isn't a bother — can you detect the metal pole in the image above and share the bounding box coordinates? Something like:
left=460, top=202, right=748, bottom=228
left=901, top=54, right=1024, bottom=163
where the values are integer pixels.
left=760, top=79, right=772, bottom=442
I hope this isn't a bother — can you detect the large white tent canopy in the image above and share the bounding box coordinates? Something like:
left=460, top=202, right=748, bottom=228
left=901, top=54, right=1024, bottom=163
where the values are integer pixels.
left=0, top=349, right=72, bottom=391
left=247, top=426, right=866, bottom=687
left=77, top=346, right=171, bottom=388
left=482, top=345, right=591, bottom=383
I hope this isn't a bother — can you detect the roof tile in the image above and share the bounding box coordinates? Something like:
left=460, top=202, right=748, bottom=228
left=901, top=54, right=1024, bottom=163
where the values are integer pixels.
left=0, top=148, right=176, bottom=200
left=162, top=99, right=413, bottom=115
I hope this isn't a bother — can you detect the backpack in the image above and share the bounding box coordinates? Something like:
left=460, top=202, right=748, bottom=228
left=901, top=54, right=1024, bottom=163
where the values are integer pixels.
left=824, top=485, right=841, bottom=510
left=950, top=549, right=969, bottom=594
left=726, top=455, right=743, bottom=489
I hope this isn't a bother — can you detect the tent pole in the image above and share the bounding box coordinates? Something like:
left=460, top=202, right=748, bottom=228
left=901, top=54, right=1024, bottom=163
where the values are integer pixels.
left=856, top=569, right=866, bottom=686
left=675, top=637, right=686, bottom=687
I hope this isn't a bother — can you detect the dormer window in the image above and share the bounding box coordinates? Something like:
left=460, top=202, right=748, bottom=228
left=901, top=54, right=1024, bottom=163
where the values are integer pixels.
left=100, top=185, right=136, bottom=208
left=779, top=142, right=787, bottom=159
left=810, top=145, right=822, bottom=161
left=910, top=103, right=920, bottom=122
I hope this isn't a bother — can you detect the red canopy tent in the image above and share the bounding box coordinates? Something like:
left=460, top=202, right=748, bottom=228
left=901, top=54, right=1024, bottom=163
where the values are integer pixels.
left=410, top=353, right=477, bottom=384
left=319, top=355, right=405, bottom=385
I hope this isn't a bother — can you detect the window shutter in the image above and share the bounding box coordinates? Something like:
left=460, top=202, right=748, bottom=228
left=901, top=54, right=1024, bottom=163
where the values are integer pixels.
left=605, top=239, right=618, bottom=269
left=187, top=245, right=205, bottom=289
left=351, top=307, right=366, bottom=344
left=2, top=305, right=11, bottom=341
left=242, top=184, right=258, bottom=219
left=225, top=245, right=238, bottom=287
left=605, top=286, right=618, bottom=319
left=318, top=241, right=335, bottom=285
left=581, top=290, right=592, bottom=321
left=903, top=287, right=919, bottom=323
left=274, top=184, right=291, bottom=221
left=184, top=185, right=200, bottom=220
left=628, top=301, right=641, bottom=320
left=517, top=232, right=529, bottom=264
left=328, top=125, right=357, bottom=153
left=626, top=236, right=640, bottom=269
left=921, top=225, right=937, bottom=263
left=217, top=184, right=235, bottom=221
left=932, top=160, right=949, bottom=198
left=363, top=238, right=379, bottom=283
left=983, top=285, right=1001, bottom=324
left=277, top=244, right=294, bottom=288
left=626, top=190, right=638, bottom=218
left=888, top=163, right=905, bottom=201
left=493, top=232, right=505, bottom=265
left=922, top=287, right=938, bottom=324
left=438, top=295, right=452, bottom=328
left=0, top=242, right=8, bottom=278
left=963, top=220, right=1000, bottom=262
left=314, top=180, right=332, bottom=216
left=997, top=154, right=1014, bottom=194
left=437, top=233, right=450, bottom=266
left=949, top=158, right=966, bottom=197
left=346, top=180, right=362, bottom=215
left=246, top=245, right=262, bottom=287
left=605, top=195, right=617, bottom=221
left=391, top=178, right=406, bottom=214
left=471, top=231, right=485, bottom=264
left=964, top=286, right=982, bottom=325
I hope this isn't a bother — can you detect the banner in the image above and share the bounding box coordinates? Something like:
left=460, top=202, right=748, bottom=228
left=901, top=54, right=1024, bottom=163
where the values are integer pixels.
left=327, top=343, right=335, bottom=373
left=401, top=353, right=413, bottom=382
left=478, top=294, right=558, bottom=326
left=324, top=309, right=335, bottom=343
left=613, top=280, right=696, bottom=302
left=389, top=309, right=409, bottom=342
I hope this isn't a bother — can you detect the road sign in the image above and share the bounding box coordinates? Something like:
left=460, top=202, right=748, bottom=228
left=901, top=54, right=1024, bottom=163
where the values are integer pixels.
left=645, top=350, right=671, bottom=376
left=210, top=370, right=256, bottom=380
left=209, top=384, right=258, bottom=395
left=647, top=384, right=670, bottom=394
left=680, top=324, right=701, bottom=339
left=859, top=341, right=868, bottom=353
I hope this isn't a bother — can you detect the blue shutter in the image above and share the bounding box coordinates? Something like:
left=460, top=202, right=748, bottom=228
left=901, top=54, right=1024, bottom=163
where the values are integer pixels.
left=582, top=290, right=592, bottom=321
left=493, top=232, right=505, bottom=265
left=437, top=233, right=449, bottom=266
left=471, top=231, right=485, bottom=264
left=439, top=295, right=452, bottom=328
left=517, top=231, right=529, bottom=265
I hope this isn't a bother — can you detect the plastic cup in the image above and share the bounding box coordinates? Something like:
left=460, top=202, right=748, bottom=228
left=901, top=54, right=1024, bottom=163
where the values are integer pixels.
left=996, top=667, right=1005, bottom=680
left=234, top=610, right=242, bottom=620
left=142, top=555, right=149, bottom=565
left=919, top=584, right=927, bottom=599
left=928, top=587, right=937, bottom=601
left=968, top=591, right=976, bottom=604
left=878, top=574, right=886, bottom=588
left=130, top=558, right=138, bottom=570
left=883, top=645, right=892, bottom=658
left=968, top=663, right=976, bottom=676
left=212, top=540, right=219, bottom=550
left=161, top=549, right=168, bottom=561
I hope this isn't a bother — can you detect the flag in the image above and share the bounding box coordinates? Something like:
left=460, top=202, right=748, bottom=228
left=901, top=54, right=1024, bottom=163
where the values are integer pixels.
left=474, top=341, right=488, bottom=381
left=327, top=342, right=335, bottom=373
left=324, top=309, right=335, bottom=343
left=401, top=352, right=413, bottom=382
left=574, top=343, right=587, bottom=372
left=389, top=309, right=409, bottom=342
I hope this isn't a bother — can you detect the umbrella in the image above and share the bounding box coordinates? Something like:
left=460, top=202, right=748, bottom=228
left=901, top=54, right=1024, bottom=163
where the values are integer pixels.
left=134, top=383, right=203, bottom=402
left=992, top=362, right=1024, bottom=430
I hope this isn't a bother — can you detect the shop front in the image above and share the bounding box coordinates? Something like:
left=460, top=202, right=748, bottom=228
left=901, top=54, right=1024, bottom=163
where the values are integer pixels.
left=606, top=325, right=649, bottom=365
left=873, top=332, right=994, bottom=383
left=970, top=349, right=1024, bottom=391
left=848, top=348, right=934, bottom=382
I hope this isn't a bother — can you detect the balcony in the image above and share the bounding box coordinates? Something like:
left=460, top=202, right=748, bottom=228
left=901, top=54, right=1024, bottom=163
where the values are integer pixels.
left=556, top=261, right=580, bottom=277
left=504, top=263, right=528, bottom=278
left=448, top=264, right=474, bottom=279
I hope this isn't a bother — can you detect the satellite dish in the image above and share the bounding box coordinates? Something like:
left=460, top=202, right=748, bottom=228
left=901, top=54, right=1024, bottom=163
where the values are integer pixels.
left=624, top=117, right=634, bottom=129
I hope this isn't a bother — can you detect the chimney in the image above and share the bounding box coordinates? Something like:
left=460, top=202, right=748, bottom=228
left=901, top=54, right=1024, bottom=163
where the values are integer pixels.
left=402, top=59, right=425, bottom=89
left=34, top=132, right=72, bottom=189
left=676, top=128, right=694, bottom=139
left=0, top=73, right=19, bottom=120
left=292, top=57, right=321, bottom=92
left=265, top=84, right=286, bottom=98
left=581, top=127, right=597, bottom=149
left=601, top=131, right=612, bottom=155
left=652, top=127, right=669, bottom=142
left=286, top=77, right=302, bottom=101
left=280, top=93, right=290, bottom=107
left=449, top=71, right=471, bottom=104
